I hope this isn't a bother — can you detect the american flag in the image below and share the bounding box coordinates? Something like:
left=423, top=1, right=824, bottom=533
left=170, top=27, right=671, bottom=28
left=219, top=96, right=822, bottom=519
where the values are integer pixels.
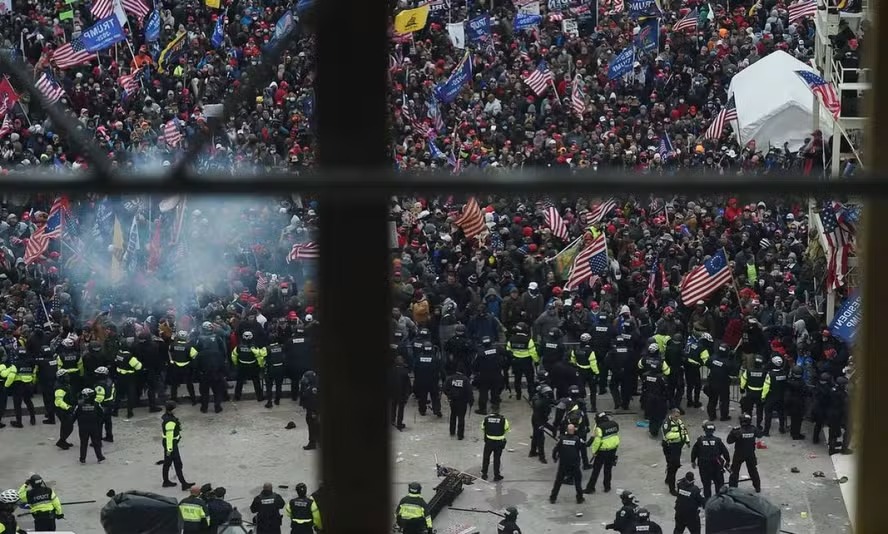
left=643, top=257, right=658, bottom=307
left=427, top=99, right=444, bottom=133
left=162, top=119, right=183, bottom=146
left=518, top=46, right=531, bottom=62
left=256, top=272, right=269, bottom=293
left=522, top=61, right=554, bottom=96
left=35, top=72, right=65, bottom=104
left=454, top=197, right=486, bottom=239
left=91, top=0, right=114, bottom=19
left=123, top=0, right=150, bottom=19
left=24, top=197, right=67, bottom=264
left=679, top=249, right=732, bottom=306
left=820, top=202, right=853, bottom=289
left=389, top=49, right=403, bottom=71
left=788, top=0, right=817, bottom=23
left=571, top=75, right=586, bottom=118
left=0, top=114, right=11, bottom=139
left=704, top=96, right=738, bottom=140
left=287, top=241, right=320, bottom=262
left=565, top=233, right=608, bottom=290
left=658, top=131, right=674, bottom=161
left=53, top=39, right=93, bottom=69
left=796, top=70, right=840, bottom=119
left=583, top=198, right=616, bottom=225
left=544, top=206, right=569, bottom=240
left=672, top=8, right=698, bottom=32
left=119, top=68, right=141, bottom=97
left=548, top=11, right=564, bottom=21
left=610, top=0, right=624, bottom=12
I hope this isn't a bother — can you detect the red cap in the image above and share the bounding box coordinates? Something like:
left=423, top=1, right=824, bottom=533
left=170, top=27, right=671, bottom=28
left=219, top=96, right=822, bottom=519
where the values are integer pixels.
left=287, top=311, right=298, bottom=320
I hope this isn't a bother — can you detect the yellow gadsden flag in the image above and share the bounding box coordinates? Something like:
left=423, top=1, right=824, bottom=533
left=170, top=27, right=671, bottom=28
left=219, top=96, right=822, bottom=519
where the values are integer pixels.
left=205, top=0, right=220, bottom=8
left=394, top=5, right=430, bottom=34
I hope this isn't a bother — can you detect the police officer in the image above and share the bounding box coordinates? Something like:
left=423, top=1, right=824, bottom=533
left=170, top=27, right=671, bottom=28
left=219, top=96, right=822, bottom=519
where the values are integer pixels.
left=389, top=355, right=411, bottom=431
left=56, top=337, right=83, bottom=393
left=17, top=474, right=63, bottom=531
left=584, top=412, right=620, bottom=494
left=549, top=424, right=585, bottom=504
left=395, top=482, right=433, bottom=534
left=473, top=336, right=506, bottom=414
left=606, top=331, right=634, bottom=410
left=264, top=341, right=287, bottom=408
left=606, top=490, right=638, bottom=533
left=161, top=401, right=193, bottom=489
left=300, top=371, right=320, bottom=450
left=690, top=422, right=730, bottom=500
left=72, top=388, right=105, bottom=464
left=684, top=333, right=711, bottom=408
left=0, top=352, right=9, bottom=429
left=250, top=482, right=286, bottom=534
left=589, top=311, right=613, bottom=395
left=673, top=472, right=705, bottom=534
left=444, top=365, right=474, bottom=440
left=232, top=331, right=267, bottom=401
left=785, top=366, right=808, bottom=441
left=168, top=330, right=197, bottom=405
left=179, top=486, right=209, bottom=533
left=113, top=347, right=143, bottom=419
left=571, top=333, right=600, bottom=410
left=134, top=331, right=164, bottom=413
left=284, top=483, right=315, bottom=534
left=727, top=413, right=762, bottom=492
left=497, top=506, right=521, bottom=534
left=83, top=341, right=107, bottom=380
left=481, top=404, right=510, bottom=481
left=529, top=384, right=554, bottom=464
left=539, top=328, right=567, bottom=372
left=412, top=328, right=432, bottom=366
left=641, top=347, right=669, bottom=438
left=54, top=369, right=76, bottom=450
left=739, top=355, right=771, bottom=428
left=812, top=373, right=834, bottom=444
left=34, top=341, right=58, bottom=424
left=506, top=323, right=538, bottom=400
left=6, top=347, right=36, bottom=427
left=662, top=409, right=690, bottom=495
left=414, top=342, right=444, bottom=417
left=705, top=343, right=736, bottom=422
left=630, top=508, right=662, bottom=534
left=94, top=367, right=116, bottom=442
left=828, top=376, right=851, bottom=455
left=285, top=323, right=312, bottom=401
left=664, top=333, right=686, bottom=413
left=192, top=322, right=227, bottom=413
left=763, top=356, right=788, bottom=436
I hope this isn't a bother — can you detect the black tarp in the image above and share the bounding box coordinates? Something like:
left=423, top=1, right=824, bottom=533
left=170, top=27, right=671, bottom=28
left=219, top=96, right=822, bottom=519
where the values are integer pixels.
left=705, top=487, right=781, bottom=534
left=101, top=491, right=181, bottom=534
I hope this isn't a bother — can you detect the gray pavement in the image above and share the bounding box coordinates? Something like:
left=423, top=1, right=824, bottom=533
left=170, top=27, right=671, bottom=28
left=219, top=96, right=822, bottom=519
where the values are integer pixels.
left=1, top=389, right=851, bottom=534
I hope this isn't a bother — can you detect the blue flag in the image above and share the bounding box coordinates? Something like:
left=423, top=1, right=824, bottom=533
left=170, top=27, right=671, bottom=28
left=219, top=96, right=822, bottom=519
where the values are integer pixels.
left=628, top=0, right=660, bottom=18
left=829, top=290, right=861, bottom=343
left=434, top=50, right=472, bottom=103
left=428, top=138, right=446, bottom=160
left=634, top=17, right=658, bottom=53
left=212, top=15, right=225, bottom=48
left=658, top=130, right=673, bottom=161
left=608, top=46, right=635, bottom=80
left=465, top=15, right=491, bottom=44
left=145, top=9, right=161, bottom=42
left=81, top=16, right=126, bottom=53
left=514, top=11, right=542, bottom=30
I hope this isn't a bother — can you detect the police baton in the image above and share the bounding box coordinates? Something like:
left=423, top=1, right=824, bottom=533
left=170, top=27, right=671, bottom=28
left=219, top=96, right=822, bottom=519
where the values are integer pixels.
left=448, top=506, right=505, bottom=518
left=17, top=500, right=97, bottom=517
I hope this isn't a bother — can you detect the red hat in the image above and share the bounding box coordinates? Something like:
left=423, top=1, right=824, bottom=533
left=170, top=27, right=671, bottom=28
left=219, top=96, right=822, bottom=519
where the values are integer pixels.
left=305, top=306, right=315, bottom=314
left=528, top=244, right=537, bottom=253
left=287, top=311, right=298, bottom=320
left=513, top=216, right=522, bottom=224
left=552, top=286, right=563, bottom=296
left=522, top=226, right=533, bottom=237
left=574, top=302, right=583, bottom=309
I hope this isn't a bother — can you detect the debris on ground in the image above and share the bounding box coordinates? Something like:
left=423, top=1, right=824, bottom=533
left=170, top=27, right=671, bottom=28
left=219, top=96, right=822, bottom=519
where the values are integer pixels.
left=791, top=467, right=800, bottom=473
left=813, top=471, right=826, bottom=478
left=285, top=421, right=296, bottom=429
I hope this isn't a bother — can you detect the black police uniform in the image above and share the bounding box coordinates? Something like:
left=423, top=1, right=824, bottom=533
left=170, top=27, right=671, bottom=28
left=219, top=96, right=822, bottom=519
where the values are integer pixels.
left=264, top=343, right=286, bottom=406
left=72, top=395, right=105, bottom=462
left=168, top=339, right=197, bottom=403
left=300, top=376, right=320, bottom=448
left=539, top=336, right=566, bottom=372
left=389, top=358, right=411, bottom=429
left=674, top=477, right=705, bottom=534
left=24, top=482, right=61, bottom=531
left=690, top=433, right=730, bottom=500
left=54, top=375, right=76, bottom=447
left=705, top=349, right=735, bottom=421
left=35, top=345, right=58, bottom=423
left=443, top=332, right=475, bottom=377
left=497, top=517, right=522, bottom=534
left=162, top=411, right=189, bottom=486
left=605, top=503, right=637, bottom=533
left=194, top=334, right=227, bottom=413
left=443, top=371, right=474, bottom=439
left=250, top=490, right=285, bottom=534
left=664, top=338, right=686, bottom=410
left=683, top=340, right=709, bottom=407
left=827, top=381, right=851, bottom=454
left=606, top=339, right=633, bottom=410
left=630, top=519, right=663, bottom=534
left=134, top=336, right=163, bottom=411
left=472, top=344, right=506, bottom=413
left=529, top=391, right=553, bottom=462
left=481, top=412, right=509, bottom=480
left=571, top=342, right=599, bottom=407
left=285, top=328, right=313, bottom=401
left=550, top=433, right=585, bottom=503
left=727, top=423, right=762, bottom=492
left=413, top=346, right=444, bottom=416
left=763, top=365, right=788, bottom=435
left=644, top=372, right=668, bottom=437
left=784, top=373, right=808, bottom=440
left=811, top=375, right=833, bottom=444
left=589, top=317, right=612, bottom=394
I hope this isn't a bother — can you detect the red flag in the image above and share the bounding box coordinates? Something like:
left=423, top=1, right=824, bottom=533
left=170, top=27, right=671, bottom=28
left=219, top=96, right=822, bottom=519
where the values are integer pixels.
left=0, top=77, right=19, bottom=115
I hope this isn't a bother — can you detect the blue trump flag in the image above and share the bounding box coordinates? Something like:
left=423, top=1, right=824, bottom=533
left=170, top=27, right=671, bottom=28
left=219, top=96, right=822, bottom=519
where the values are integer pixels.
left=634, top=17, right=658, bottom=53
left=466, top=14, right=491, bottom=44
left=514, top=11, right=542, bottom=31
left=628, top=0, right=660, bottom=18
left=829, top=290, right=861, bottom=343
left=608, top=46, right=635, bottom=79
left=212, top=15, right=226, bottom=48
left=434, top=50, right=472, bottom=103
left=81, top=15, right=126, bottom=53
left=145, top=8, right=161, bottom=42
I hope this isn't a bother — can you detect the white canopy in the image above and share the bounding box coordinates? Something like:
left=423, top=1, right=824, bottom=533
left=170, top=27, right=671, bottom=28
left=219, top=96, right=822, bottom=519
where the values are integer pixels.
left=728, top=50, right=834, bottom=151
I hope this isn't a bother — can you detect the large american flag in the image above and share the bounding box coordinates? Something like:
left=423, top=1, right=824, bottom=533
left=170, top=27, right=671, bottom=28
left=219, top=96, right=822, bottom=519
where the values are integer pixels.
left=53, top=39, right=93, bottom=69
left=454, top=197, right=486, bottom=239
left=571, top=75, right=586, bottom=118
left=90, top=0, right=114, bottom=19
left=565, top=233, right=608, bottom=290
left=123, top=0, right=150, bottom=18
left=704, top=96, right=738, bottom=140
left=583, top=198, right=616, bottom=225
left=162, top=119, right=183, bottom=146
left=287, top=241, right=320, bottom=262
left=672, top=8, right=698, bottom=32
left=820, top=202, right=853, bottom=289
left=544, top=206, right=569, bottom=240
left=35, top=72, right=65, bottom=104
left=679, top=249, right=732, bottom=306
left=522, top=61, right=554, bottom=96
left=788, top=0, right=817, bottom=23
left=608, top=0, right=624, bottom=12
left=119, top=68, right=141, bottom=97
left=24, top=197, right=67, bottom=264
left=796, top=70, right=840, bottom=119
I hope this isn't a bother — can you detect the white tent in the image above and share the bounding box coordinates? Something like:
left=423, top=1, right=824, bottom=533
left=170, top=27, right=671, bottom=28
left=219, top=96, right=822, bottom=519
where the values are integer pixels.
left=728, top=50, right=834, bottom=151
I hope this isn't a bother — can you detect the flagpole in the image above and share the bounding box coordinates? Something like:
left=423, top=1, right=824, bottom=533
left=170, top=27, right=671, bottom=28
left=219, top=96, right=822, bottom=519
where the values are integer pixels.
left=545, top=235, right=583, bottom=263
left=722, top=246, right=742, bottom=303
left=16, top=101, right=32, bottom=127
